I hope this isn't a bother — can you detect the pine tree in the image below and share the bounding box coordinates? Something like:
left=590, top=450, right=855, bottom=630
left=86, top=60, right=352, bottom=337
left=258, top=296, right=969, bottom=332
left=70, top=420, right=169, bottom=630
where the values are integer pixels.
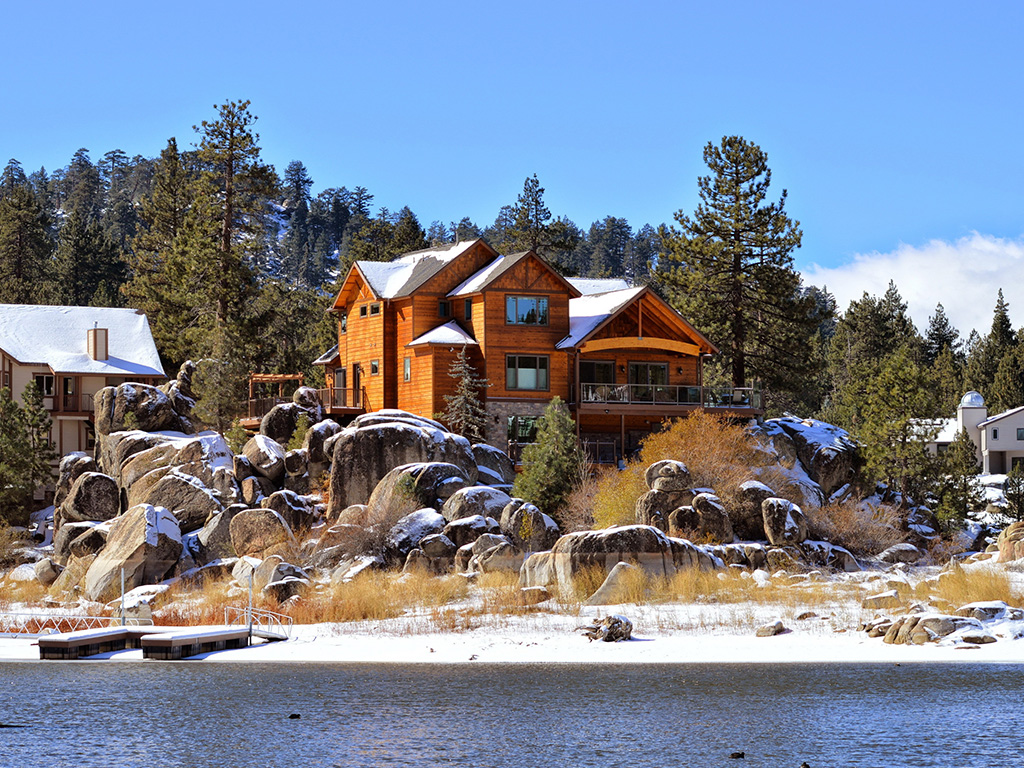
left=656, top=136, right=815, bottom=396
left=513, top=396, right=586, bottom=521
left=499, top=175, right=578, bottom=264
left=390, top=206, right=428, bottom=254
left=936, top=427, right=982, bottom=529
left=123, top=138, right=195, bottom=367
left=191, top=99, right=276, bottom=331
left=858, top=345, right=940, bottom=505
left=20, top=382, right=56, bottom=498
left=0, top=184, right=53, bottom=303
left=586, top=216, right=632, bottom=277
left=1004, top=462, right=1024, bottom=523
left=442, top=345, right=489, bottom=442
left=991, top=343, right=1024, bottom=412
left=53, top=211, right=126, bottom=306
left=0, top=388, right=33, bottom=525
left=63, top=148, right=103, bottom=223
left=965, top=289, right=1017, bottom=396
left=924, top=303, right=960, bottom=365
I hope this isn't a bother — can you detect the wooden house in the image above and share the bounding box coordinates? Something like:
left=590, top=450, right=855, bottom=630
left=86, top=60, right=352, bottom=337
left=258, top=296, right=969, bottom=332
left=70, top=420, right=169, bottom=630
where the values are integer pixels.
left=316, top=239, right=761, bottom=463
left=0, top=304, right=165, bottom=458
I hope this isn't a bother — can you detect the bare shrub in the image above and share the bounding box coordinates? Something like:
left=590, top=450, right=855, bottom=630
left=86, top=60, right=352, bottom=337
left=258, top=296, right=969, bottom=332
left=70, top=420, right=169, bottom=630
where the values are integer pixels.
left=806, top=499, right=904, bottom=556
left=561, top=470, right=603, bottom=532
left=592, top=411, right=790, bottom=529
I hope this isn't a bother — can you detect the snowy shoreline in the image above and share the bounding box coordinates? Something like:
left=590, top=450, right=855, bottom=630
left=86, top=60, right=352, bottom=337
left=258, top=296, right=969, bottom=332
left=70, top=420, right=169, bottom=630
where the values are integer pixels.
left=5, top=608, right=1024, bottom=665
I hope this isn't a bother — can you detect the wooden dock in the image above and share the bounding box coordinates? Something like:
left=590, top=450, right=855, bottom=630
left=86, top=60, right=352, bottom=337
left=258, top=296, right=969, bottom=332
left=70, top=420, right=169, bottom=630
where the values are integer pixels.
left=38, top=625, right=270, bottom=660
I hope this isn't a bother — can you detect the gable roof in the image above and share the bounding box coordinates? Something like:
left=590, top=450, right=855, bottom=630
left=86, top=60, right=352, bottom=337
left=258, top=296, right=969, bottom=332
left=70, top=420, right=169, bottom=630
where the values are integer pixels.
left=979, top=406, right=1024, bottom=428
left=567, top=277, right=631, bottom=295
left=313, top=344, right=340, bottom=366
left=0, top=304, right=165, bottom=377
left=447, top=250, right=582, bottom=299
left=354, top=239, right=484, bottom=299
left=407, top=320, right=478, bottom=347
left=555, top=286, right=719, bottom=353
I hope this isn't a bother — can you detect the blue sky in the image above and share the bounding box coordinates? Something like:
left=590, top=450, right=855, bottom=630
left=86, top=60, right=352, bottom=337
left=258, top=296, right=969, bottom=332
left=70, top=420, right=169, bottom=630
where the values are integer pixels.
left=4, top=1, right=1023, bottom=334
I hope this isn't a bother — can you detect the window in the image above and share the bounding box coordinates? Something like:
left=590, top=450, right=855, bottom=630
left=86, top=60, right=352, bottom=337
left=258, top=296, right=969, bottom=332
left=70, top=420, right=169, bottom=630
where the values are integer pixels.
left=359, top=305, right=368, bottom=318
left=369, top=303, right=381, bottom=316
left=1017, top=428, right=1024, bottom=441
left=340, top=314, right=347, bottom=334
left=438, top=301, right=450, bottom=318
left=506, top=355, right=549, bottom=390
left=993, top=428, right=1000, bottom=440
left=403, top=357, right=411, bottom=382
left=464, top=299, right=472, bottom=319
left=33, top=374, right=54, bottom=397
left=508, top=415, right=539, bottom=443
left=371, top=359, right=380, bottom=375
left=580, top=360, right=615, bottom=384
left=506, top=295, right=549, bottom=325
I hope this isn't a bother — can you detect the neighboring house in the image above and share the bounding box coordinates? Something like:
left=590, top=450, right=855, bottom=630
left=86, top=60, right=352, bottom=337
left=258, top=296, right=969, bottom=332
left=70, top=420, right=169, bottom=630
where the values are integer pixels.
left=0, top=304, right=165, bottom=456
left=928, top=391, right=1024, bottom=474
left=312, top=239, right=761, bottom=462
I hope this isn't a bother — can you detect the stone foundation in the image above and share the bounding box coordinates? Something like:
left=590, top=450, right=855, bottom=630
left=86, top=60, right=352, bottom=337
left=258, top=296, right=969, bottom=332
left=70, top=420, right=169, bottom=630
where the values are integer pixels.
left=483, top=399, right=553, bottom=452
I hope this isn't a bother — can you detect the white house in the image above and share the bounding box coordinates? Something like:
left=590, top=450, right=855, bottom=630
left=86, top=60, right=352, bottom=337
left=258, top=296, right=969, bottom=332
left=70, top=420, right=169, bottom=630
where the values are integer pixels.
left=0, top=304, right=165, bottom=456
left=930, top=391, right=1024, bottom=474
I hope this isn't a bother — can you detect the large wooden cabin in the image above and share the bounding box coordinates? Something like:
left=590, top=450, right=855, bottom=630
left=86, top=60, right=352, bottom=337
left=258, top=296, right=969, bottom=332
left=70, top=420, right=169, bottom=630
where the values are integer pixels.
left=314, top=239, right=761, bottom=463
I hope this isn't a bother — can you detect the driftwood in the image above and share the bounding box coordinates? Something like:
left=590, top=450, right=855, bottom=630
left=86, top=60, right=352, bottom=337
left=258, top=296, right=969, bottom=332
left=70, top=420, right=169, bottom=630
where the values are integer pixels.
left=577, top=614, right=633, bottom=642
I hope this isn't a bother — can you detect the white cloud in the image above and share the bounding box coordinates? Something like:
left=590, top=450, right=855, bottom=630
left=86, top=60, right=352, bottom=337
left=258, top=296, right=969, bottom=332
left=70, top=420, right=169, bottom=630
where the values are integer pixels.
left=801, top=233, right=1024, bottom=339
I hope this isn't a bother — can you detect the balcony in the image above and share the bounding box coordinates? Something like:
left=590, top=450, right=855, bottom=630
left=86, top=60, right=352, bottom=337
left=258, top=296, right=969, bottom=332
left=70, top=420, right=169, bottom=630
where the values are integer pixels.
left=246, top=387, right=366, bottom=422
left=58, top=392, right=94, bottom=414
left=576, top=383, right=761, bottom=412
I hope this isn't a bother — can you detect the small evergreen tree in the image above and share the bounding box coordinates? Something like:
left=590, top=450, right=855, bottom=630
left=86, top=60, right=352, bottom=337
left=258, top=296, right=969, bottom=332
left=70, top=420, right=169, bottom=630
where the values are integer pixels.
left=936, top=428, right=982, bottom=530
left=287, top=411, right=312, bottom=452
left=513, top=397, right=587, bottom=521
left=442, top=345, right=489, bottom=442
left=0, top=388, right=32, bottom=525
left=20, top=382, right=56, bottom=498
left=1004, top=462, right=1024, bottom=523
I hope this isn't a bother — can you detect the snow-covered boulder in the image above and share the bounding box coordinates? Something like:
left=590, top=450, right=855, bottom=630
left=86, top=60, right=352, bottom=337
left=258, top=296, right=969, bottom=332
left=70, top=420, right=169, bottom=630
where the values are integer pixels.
left=368, top=463, right=471, bottom=520
left=692, top=492, right=734, bottom=543
left=133, top=469, right=224, bottom=533
left=261, top=401, right=322, bottom=445
left=760, top=417, right=859, bottom=498
left=877, top=543, right=923, bottom=564
left=83, top=504, right=182, bottom=602
left=997, top=520, right=1024, bottom=562
left=58, top=472, right=120, bottom=528
left=54, top=453, right=98, bottom=508
left=244, top=434, right=287, bottom=485
left=442, top=514, right=500, bottom=548
left=441, top=485, right=512, bottom=523
left=733, top=480, right=776, bottom=539
left=645, top=459, right=691, bottom=492
left=761, top=497, right=808, bottom=546
left=801, top=539, right=860, bottom=572
left=328, top=411, right=478, bottom=516
left=229, top=507, right=296, bottom=558
left=94, top=382, right=192, bottom=436
left=500, top=499, right=560, bottom=552
left=262, top=489, right=315, bottom=532
left=384, top=508, right=445, bottom=565
left=473, top=443, right=515, bottom=486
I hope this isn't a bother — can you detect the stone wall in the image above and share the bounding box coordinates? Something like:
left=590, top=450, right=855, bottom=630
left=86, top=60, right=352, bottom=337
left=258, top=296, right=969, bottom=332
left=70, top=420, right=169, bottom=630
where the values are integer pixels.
left=483, top=399, right=553, bottom=452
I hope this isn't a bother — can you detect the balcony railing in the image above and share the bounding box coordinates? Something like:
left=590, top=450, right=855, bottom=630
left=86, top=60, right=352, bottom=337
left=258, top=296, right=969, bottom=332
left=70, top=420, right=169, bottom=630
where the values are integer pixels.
left=317, top=387, right=364, bottom=410
left=60, top=392, right=94, bottom=413
left=578, top=383, right=761, bottom=410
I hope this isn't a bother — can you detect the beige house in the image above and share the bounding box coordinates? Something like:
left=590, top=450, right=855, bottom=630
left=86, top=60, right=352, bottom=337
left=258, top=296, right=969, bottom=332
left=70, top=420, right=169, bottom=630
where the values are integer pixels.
left=931, top=391, right=1024, bottom=474
left=0, top=304, right=165, bottom=456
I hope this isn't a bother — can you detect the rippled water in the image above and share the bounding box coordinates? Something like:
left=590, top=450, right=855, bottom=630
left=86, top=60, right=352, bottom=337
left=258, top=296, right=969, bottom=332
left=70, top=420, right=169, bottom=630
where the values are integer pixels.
left=1, top=661, right=1020, bottom=767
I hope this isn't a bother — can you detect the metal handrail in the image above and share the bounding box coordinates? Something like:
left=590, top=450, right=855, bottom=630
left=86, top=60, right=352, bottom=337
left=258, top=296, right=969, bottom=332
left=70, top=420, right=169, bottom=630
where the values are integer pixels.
left=0, top=612, right=153, bottom=637
left=224, top=606, right=294, bottom=639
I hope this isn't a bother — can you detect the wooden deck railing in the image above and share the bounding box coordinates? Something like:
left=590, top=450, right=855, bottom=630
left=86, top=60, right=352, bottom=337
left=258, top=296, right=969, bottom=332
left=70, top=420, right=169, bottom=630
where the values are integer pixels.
left=578, top=383, right=761, bottom=410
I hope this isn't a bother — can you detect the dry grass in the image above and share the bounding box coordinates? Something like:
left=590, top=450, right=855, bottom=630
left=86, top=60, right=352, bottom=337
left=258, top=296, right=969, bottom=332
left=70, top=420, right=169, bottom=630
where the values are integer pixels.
left=806, top=499, right=905, bottom=557
left=917, top=562, right=1024, bottom=607
left=591, top=411, right=787, bottom=529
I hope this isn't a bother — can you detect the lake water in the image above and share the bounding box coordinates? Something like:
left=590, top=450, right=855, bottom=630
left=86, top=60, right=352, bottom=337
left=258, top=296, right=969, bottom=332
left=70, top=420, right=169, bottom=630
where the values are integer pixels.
left=0, top=661, right=1019, bottom=767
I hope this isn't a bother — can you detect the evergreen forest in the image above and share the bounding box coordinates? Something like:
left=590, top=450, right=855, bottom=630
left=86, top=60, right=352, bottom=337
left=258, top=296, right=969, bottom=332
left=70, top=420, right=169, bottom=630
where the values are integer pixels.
left=2, top=101, right=1022, bottom=506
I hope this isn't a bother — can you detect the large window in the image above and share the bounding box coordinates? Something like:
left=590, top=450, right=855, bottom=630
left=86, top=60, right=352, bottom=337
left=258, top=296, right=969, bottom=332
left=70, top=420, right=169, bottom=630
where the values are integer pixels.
left=506, top=355, right=549, bottom=390
left=580, top=360, right=615, bottom=384
left=506, top=295, right=549, bottom=325
left=33, top=374, right=54, bottom=397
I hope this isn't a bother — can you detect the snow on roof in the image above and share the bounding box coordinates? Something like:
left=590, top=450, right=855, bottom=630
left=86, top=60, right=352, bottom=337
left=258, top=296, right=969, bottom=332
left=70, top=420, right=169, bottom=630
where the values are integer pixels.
left=357, top=240, right=480, bottom=298
left=930, top=418, right=960, bottom=444
left=447, top=252, right=530, bottom=297
left=313, top=344, right=339, bottom=366
left=407, top=320, right=478, bottom=347
left=567, top=277, right=630, bottom=295
left=0, top=304, right=165, bottom=377
left=979, top=406, right=1024, bottom=428
left=555, top=287, right=645, bottom=349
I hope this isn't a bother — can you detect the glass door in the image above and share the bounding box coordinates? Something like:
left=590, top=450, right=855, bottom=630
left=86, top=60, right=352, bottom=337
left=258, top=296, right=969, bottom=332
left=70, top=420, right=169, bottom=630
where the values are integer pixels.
left=628, top=362, right=667, bottom=403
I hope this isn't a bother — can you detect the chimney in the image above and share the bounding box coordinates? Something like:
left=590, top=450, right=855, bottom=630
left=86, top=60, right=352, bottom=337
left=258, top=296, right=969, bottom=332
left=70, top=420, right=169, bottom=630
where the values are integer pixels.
left=88, top=327, right=109, bottom=361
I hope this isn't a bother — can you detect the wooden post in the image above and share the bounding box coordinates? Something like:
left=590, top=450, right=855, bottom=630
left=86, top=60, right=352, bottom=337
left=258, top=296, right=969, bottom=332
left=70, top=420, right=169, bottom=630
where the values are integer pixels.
left=620, top=414, right=626, bottom=460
